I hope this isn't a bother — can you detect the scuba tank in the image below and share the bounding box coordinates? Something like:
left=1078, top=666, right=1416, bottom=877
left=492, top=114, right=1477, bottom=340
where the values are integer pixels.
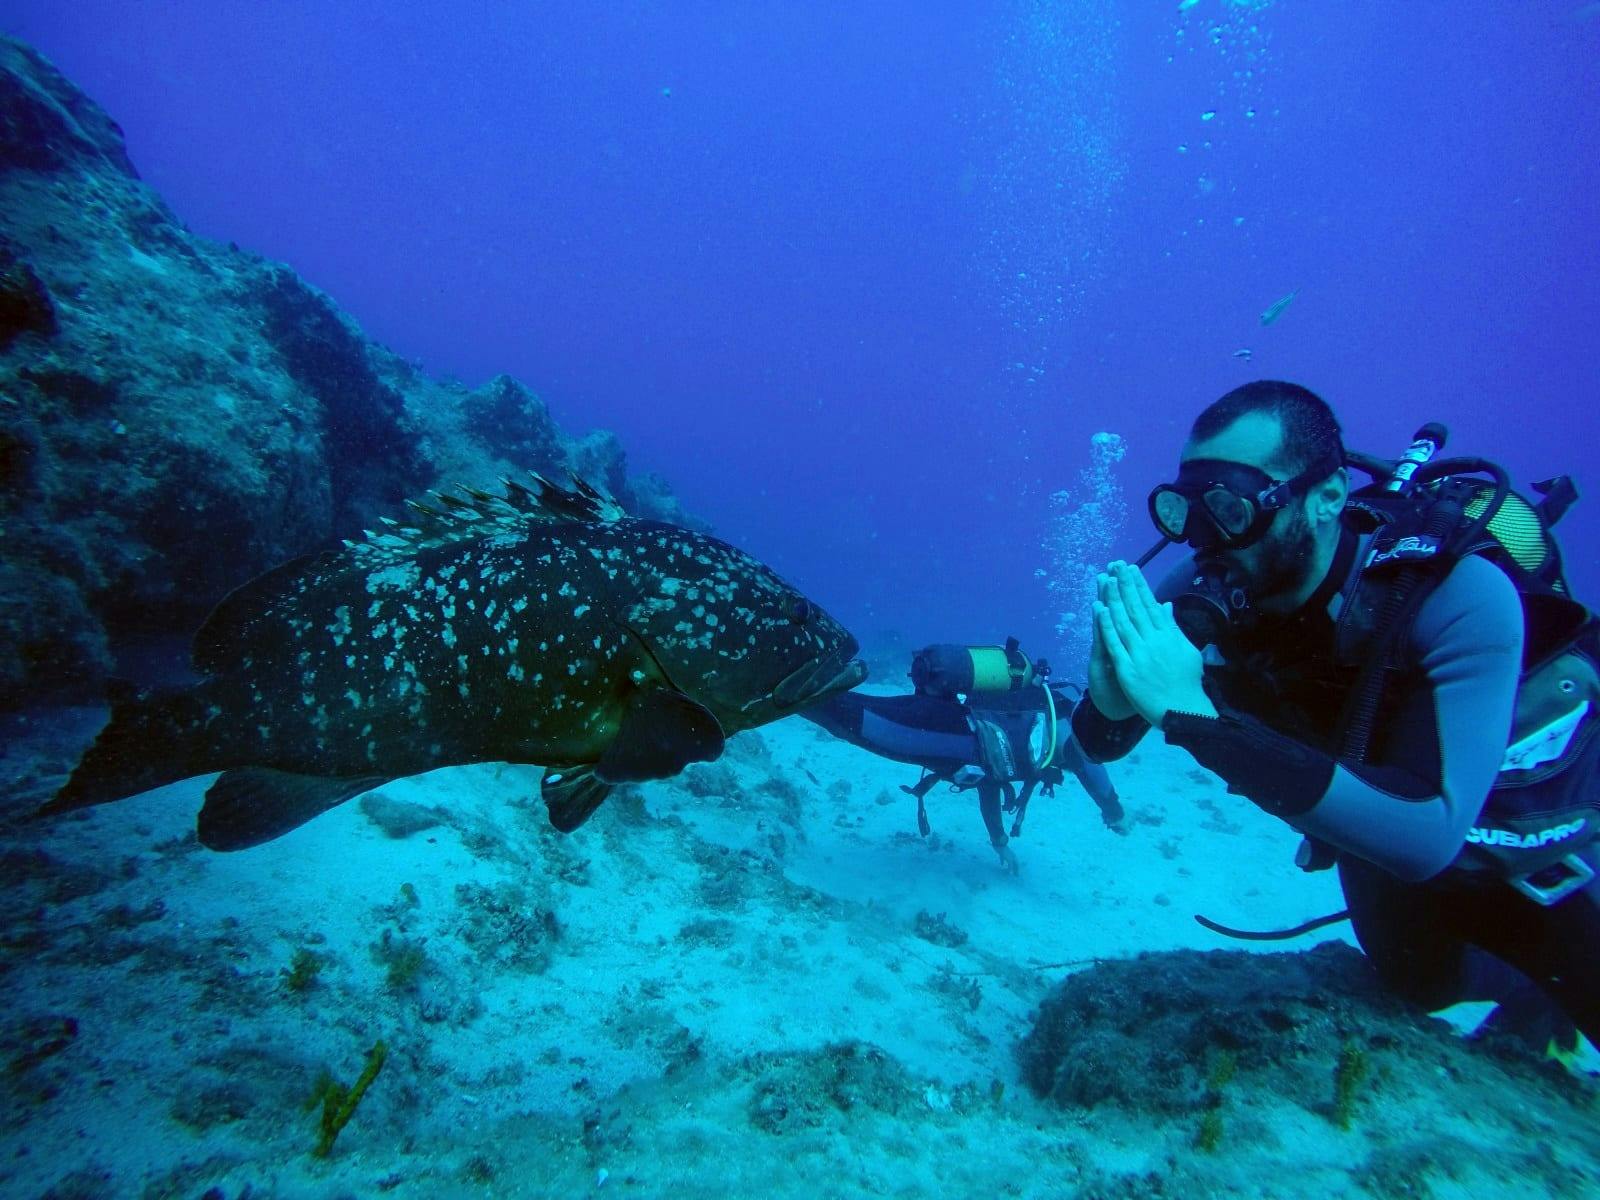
left=911, top=636, right=1043, bottom=699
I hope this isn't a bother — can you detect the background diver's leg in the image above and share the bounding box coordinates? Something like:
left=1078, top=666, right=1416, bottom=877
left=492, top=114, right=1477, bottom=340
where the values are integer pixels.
left=977, top=781, right=1018, bottom=873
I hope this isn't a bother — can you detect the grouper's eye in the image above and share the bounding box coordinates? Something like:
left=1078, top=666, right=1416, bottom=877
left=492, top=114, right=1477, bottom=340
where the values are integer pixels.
left=788, top=599, right=813, bottom=625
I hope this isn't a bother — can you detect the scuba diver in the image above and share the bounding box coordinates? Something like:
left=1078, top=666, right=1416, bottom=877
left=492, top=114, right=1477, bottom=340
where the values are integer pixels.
left=1075, top=379, right=1598, bottom=1054
left=802, top=638, right=1125, bottom=873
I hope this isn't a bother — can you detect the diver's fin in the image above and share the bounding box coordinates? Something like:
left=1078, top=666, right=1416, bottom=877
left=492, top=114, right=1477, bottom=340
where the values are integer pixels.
left=595, top=688, right=726, bottom=783
left=40, top=682, right=214, bottom=817
left=541, top=767, right=612, bottom=832
left=197, top=768, right=391, bottom=851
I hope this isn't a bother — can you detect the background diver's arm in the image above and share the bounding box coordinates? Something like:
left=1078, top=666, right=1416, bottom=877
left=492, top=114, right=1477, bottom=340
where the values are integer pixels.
left=1162, top=555, right=1524, bottom=881
left=977, top=781, right=1007, bottom=848
left=1054, top=730, right=1125, bottom=827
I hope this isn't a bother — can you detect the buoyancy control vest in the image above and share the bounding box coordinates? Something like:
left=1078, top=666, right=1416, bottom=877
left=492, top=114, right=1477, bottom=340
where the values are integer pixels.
left=1329, top=466, right=1598, bottom=898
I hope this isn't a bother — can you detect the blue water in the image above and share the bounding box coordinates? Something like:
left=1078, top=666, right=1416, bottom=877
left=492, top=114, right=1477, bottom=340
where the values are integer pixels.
left=12, top=0, right=1597, bottom=666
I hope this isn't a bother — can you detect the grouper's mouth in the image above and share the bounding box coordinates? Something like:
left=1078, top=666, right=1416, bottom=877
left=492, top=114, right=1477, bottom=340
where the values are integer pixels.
left=768, top=638, right=867, bottom=711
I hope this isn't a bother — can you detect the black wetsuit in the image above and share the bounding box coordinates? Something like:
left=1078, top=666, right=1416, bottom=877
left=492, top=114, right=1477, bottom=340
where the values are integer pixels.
left=802, top=687, right=1124, bottom=850
left=1073, top=523, right=1600, bottom=1044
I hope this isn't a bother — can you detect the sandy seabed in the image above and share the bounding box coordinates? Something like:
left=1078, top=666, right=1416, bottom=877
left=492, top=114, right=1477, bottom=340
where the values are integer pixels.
left=1, top=691, right=1595, bottom=1200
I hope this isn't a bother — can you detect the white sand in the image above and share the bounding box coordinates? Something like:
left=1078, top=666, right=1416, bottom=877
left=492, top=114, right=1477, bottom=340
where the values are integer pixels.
left=1, top=694, right=1594, bottom=1199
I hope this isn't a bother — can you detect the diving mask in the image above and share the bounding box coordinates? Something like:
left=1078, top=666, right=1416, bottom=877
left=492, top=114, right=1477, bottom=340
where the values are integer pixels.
left=1147, top=453, right=1340, bottom=551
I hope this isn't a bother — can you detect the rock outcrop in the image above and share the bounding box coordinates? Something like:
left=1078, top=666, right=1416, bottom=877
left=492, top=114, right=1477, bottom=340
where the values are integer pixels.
left=0, top=37, right=687, bottom=708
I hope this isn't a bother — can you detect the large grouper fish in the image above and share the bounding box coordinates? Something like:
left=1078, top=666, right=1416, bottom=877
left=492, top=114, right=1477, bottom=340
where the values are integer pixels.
left=42, top=475, right=866, bottom=850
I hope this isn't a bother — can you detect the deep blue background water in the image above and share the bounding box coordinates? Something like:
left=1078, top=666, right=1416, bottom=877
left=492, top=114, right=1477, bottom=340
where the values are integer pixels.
left=10, top=2, right=1598, bottom=675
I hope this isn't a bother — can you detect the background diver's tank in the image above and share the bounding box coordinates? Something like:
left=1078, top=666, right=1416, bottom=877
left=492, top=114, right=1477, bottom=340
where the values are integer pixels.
left=909, top=636, right=1043, bottom=701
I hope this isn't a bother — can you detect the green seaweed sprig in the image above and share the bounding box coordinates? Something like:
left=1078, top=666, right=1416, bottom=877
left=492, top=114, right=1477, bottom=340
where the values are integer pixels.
left=282, top=947, right=326, bottom=994
left=1331, top=1041, right=1370, bottom=1130
left=307, top=1041, right=388, bottom=1157
left=1194, top=1049, right=1238, bottom=1153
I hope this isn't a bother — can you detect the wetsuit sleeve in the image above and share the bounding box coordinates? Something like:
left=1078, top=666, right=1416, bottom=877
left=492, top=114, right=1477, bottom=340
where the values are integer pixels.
left=1162, top=555, right=1524, bottom=881
left=1070, top=696, right=1149, bottom=762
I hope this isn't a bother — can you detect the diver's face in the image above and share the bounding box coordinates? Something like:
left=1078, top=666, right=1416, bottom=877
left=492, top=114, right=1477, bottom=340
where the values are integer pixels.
left=1180, top=412, right=1320, bottom=602
left=1233, top=500, right=1318, bottom=601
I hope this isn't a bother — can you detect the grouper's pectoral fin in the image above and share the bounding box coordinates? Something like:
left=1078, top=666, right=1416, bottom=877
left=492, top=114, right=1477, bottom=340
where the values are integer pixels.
left=198, top=768, right=393, bottom=851
left=595, top=688, right=726, bottom=784
left=541, top=767, right=612, bottom=833
left=542, top=692, right=725, bottom=833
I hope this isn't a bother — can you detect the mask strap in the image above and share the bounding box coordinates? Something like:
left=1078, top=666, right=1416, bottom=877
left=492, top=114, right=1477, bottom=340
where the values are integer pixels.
left=1259, top=452, right=1341, bottom=510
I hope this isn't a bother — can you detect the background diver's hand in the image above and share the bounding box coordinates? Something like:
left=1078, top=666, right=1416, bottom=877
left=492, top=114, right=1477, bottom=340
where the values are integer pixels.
left=995, top=842, right=1020, bottom=874
left=1093, top=561, right=1217, bottom=728
left=1087, top=568, right=1139, bottom=721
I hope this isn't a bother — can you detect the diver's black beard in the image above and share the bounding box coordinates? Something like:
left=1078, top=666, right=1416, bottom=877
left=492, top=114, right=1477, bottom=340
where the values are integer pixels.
left=1242, top=510, right=1318, bottom=607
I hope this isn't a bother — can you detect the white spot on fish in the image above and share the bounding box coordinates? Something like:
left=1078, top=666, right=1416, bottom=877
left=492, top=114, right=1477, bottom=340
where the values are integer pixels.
left=365, top=562, right=421, bottom=594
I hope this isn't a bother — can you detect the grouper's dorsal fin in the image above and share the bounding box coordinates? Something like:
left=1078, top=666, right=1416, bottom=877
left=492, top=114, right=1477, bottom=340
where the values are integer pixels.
left=342, top=472, right=628, bottom=565
left=193, top=473, right=626, bottom=675
left=193, top=551, right=335, bottom=674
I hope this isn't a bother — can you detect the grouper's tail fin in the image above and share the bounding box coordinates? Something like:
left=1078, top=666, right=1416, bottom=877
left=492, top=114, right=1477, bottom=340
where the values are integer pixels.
left=39, top=681, right=216, bottom=817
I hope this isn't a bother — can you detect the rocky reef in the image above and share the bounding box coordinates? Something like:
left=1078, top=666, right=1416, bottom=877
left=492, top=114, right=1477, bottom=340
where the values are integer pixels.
left=0, top=36, right=687, bottom=709
left=1019, top=941, right=1598, bottom=1191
